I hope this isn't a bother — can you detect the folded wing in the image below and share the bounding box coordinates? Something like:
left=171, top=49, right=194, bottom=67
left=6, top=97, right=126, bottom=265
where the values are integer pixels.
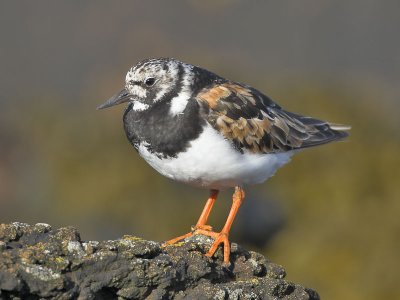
left=197, top=82, right=350, bottom=154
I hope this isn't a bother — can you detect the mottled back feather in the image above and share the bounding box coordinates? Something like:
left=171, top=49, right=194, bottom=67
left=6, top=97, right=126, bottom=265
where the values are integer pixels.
left=197, top=82, right=349, bottom=154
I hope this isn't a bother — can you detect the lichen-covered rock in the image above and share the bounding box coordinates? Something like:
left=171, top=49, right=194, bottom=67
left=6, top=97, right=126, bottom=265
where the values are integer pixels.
left=0, top=223, right=319, bottom=299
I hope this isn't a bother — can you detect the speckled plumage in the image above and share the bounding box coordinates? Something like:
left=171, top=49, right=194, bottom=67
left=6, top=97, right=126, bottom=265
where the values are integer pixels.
left=98, top=58, right=348, bottom=186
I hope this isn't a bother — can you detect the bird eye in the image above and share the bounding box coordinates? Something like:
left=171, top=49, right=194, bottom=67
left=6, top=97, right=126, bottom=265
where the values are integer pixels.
left=144, top=77, right=155, bottom=87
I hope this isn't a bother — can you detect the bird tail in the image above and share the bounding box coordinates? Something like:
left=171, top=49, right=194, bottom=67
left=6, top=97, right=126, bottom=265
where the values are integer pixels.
left=278, top=110, right=351, bottom=149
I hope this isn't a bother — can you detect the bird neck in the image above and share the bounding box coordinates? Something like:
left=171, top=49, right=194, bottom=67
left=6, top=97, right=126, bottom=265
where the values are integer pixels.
left=123, top=98, right=205, bottom=158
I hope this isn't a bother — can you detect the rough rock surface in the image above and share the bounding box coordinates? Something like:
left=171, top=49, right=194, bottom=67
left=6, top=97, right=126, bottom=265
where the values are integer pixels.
left=0, top=222, right=319, bottom=300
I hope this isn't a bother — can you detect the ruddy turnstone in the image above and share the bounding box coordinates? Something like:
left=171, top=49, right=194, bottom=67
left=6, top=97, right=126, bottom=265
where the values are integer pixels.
left=98, top=58, right=350, bottom=264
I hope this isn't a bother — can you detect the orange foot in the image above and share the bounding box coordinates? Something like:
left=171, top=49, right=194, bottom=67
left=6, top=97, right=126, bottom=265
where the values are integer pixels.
left=205, top=232, right=230, bottom=264
left=164, top=227, right=230, bottom=264
left=163, top=224, right=216, bottom=245
left=163, top=187, right=245, bottom=265
left=164, top=190, right=219, bottom=246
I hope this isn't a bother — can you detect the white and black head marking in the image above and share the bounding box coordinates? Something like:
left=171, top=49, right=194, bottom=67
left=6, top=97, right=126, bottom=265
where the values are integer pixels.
left=124, top=58, right=194, bottom=113
left=117, top=58, right=211, bottom=158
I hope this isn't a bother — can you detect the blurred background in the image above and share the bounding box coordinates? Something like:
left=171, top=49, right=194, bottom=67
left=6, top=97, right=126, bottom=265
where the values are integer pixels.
left=1, top=1, right=399, bottom=299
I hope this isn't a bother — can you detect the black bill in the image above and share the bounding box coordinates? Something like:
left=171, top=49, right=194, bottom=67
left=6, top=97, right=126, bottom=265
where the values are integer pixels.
left=97, top=88, right=132, bottom=110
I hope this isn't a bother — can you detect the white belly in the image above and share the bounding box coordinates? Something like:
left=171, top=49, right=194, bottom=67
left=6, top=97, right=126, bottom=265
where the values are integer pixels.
left=138, top=124, right=294, bottom=190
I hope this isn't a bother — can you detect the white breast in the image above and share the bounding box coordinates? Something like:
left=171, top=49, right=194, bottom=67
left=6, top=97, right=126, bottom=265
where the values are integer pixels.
left=138, top=124, right=294, bottom=190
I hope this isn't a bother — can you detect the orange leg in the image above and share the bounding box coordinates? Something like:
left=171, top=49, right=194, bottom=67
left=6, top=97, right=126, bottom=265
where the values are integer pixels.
left=206, top=186, right=245, bottom=264
left=164, top=189, right=219, bottom=245
left=195, top=189, right=219, bottom=229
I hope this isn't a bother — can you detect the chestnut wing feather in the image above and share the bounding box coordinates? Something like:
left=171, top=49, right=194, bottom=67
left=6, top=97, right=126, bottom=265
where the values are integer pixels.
left=196, top=82, right=349, bottom=154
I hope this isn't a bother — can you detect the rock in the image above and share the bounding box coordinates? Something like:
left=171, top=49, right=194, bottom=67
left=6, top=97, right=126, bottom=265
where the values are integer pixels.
left=0, top=222, right=319, bottom=299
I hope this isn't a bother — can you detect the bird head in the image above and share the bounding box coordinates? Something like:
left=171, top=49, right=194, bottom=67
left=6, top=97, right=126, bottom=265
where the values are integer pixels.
left=97, top=58, right=192, bottom=111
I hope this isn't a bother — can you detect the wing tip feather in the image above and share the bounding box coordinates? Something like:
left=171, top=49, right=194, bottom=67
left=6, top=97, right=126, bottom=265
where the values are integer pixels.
left=328, top=123, right=352, bottom=131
